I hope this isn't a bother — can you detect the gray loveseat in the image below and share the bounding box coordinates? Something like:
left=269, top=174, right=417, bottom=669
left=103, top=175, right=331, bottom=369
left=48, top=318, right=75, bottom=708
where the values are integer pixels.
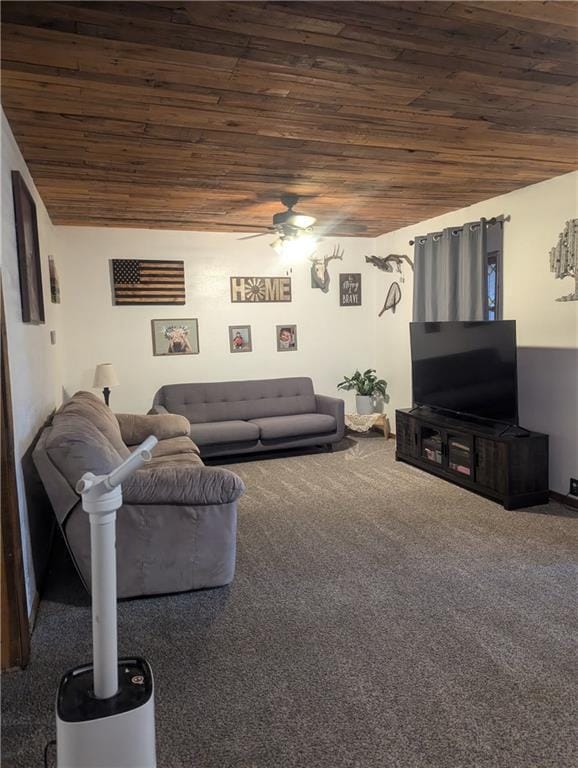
left=33, top=391, right=245, bottom=598
left=150, top=377, right=345, bottom=458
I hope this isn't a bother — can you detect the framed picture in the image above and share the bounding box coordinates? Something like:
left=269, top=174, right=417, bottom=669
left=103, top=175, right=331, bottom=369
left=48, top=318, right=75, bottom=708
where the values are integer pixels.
left=276, top=324, right=297, bottom=352
left=151, top=319, right=199, bottom=356
left=11, top=171, right=45, bottom=324
left=340, top=273, right=362, bottom=306
left=229, top=325, right=252, bottom=353
left=49, top=257, right=61, bottom=304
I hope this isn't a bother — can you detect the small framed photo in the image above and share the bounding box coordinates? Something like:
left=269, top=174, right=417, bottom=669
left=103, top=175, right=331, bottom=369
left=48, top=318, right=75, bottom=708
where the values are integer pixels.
left=49, top=256, right=61, bottom=304
left=151, top=319, right=199, bottom=356
left=229, top=325, right=252, bottom=353
left=276, top=324, right=297, bottom=352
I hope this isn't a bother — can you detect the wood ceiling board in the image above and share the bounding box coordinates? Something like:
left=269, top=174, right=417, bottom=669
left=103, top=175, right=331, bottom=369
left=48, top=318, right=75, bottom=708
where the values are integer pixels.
left=1, top=1, right=577, bottom=236
left=465, top=1, right=578, bottom=28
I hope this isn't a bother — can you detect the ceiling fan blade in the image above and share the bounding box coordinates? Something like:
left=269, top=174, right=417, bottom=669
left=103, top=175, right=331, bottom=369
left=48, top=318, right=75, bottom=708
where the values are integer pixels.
left=238, top=232, right=270, bottom=240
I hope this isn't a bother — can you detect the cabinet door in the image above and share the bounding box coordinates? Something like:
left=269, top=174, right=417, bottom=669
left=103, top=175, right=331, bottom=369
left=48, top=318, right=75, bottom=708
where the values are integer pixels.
left=420, top=425, right=444, bottom=466
left=447, top=433, right=474, bottom=478
left=396, top=413, right=418, bottom=457
left=474, top=437, right=508, bottom=493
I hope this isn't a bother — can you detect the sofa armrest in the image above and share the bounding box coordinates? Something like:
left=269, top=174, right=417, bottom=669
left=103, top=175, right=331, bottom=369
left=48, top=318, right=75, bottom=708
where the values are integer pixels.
left=115, top=412, right=191, bottom=446
left=147, top=404, right=169, bottom=415
left=315, top=394, right=345, bottom=435
left=122, top=465, right=245, bottom=506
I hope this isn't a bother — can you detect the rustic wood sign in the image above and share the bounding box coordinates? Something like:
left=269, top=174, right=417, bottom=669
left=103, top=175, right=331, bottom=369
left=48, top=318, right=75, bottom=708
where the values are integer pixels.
left=340, top=273, right=362, bottom=306
left=112, top=259, right=185, bottom=305
left=230, top=276, right=292, bottom=303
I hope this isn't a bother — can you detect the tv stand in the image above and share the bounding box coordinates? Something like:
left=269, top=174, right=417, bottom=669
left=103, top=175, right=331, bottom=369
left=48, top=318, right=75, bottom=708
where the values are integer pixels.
left=497, top=423, right=531, bottom=438
left=395, top=408, right=549, bottom=509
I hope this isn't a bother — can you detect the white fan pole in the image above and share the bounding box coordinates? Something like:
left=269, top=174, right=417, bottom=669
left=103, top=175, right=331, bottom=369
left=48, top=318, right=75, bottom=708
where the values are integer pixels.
left=90, top=510, right=119, bottom=698
left=76, top=436, right=158, bottom=699
left=56, top=436, right=159, bottom=768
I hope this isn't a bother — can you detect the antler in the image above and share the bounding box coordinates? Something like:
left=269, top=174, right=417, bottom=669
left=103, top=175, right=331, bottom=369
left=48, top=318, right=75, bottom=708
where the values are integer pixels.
left=325, top=245, right=344, bottom=265
left=365, top=254, right=414, bottom=272
left=309, top=244, right=345, bottom=265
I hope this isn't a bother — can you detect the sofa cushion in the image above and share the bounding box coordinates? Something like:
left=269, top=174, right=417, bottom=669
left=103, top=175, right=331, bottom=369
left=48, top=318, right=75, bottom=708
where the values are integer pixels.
left=150, top=436, right=200, bottom=459
left=154, top=377, right=317, bottom=424
left=123, top=465, right=245, bottom=505
left=189, top=420, right=260, bottom=446
left=149, top=452, right=204, bottom=467
left=57, top=391, right=130, bottom=459
left=250, top=413, right=336, bottom=440
left=33, top=429, right=85, bottom=525
left=116, top=413, right=191, bottom=447
left=45, top=415, right=125, bottom=491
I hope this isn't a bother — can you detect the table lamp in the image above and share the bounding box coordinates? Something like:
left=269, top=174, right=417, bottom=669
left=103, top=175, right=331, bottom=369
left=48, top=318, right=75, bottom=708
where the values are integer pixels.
left=93, top=363, right=119, bottom=407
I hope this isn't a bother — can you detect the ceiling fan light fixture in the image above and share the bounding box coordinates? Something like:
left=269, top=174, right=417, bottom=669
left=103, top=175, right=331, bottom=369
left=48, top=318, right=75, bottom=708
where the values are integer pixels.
left=270, top=236, right=284, bottom=255
left=251, top=194, right=320, bottom=254
left=286, top=213, right=316, bottom=230
left=271, top=231, right=319, bottom=262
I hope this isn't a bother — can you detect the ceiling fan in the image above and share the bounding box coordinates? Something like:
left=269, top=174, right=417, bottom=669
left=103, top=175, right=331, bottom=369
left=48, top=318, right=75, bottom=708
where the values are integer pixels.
left=238, top=194, right=317, bottom=241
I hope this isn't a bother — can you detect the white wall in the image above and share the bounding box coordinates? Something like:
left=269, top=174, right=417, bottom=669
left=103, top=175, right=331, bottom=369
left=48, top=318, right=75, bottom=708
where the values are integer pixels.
left=1, top=111, right=64, bottom=613
left=373, top=171, right=578, bottom=496
left=56, top=228, right=377, bottom=413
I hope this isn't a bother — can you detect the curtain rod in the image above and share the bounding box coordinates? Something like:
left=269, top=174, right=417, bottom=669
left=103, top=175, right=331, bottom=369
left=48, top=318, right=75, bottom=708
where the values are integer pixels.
left=409, top=214, right=510, bottom=246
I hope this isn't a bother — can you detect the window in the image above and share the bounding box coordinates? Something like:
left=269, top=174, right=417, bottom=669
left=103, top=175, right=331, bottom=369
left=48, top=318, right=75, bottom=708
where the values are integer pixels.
left=486, top=222, right=503, bottom=320
left=487, top=252, right=499, bottom=320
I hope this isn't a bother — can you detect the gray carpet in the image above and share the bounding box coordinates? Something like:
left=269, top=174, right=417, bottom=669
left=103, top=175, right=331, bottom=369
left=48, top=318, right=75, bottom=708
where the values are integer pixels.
left=3, top=437, right=578, bottom=768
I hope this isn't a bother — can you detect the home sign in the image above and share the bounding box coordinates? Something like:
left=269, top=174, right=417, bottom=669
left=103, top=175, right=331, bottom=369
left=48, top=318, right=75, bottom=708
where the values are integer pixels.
left=230, top=276, right=292, bottom=303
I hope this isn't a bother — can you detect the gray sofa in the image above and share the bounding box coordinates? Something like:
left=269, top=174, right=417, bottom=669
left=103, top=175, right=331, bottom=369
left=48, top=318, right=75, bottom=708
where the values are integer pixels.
left=33, top=391, right=245, bottom=598
left=150, top=377, right=345, bottom=458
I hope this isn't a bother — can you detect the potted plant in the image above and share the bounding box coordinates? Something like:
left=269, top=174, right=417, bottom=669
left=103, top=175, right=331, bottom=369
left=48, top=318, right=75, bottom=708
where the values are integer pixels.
left=337, top=369, right=388, bottom=415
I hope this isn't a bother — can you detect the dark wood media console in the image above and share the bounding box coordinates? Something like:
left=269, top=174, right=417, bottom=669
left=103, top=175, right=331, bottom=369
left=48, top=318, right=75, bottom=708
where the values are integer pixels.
left=395, top=408, right=549, bottom=509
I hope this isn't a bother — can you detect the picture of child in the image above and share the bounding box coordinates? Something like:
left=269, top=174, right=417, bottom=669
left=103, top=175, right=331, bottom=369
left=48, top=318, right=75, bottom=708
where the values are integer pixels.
left=276, top=325, right=297, bottom=351
left=229, top=325, right=252, bottom=353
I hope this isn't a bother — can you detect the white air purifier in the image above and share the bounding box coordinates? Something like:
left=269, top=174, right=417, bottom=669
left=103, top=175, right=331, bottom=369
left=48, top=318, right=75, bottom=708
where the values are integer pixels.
left=55, top=437, right=158, bottom=768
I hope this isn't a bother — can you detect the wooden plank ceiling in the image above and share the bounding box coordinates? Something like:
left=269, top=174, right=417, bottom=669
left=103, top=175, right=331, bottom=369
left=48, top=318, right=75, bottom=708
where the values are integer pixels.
left=1, top=1, right=577, bottom=236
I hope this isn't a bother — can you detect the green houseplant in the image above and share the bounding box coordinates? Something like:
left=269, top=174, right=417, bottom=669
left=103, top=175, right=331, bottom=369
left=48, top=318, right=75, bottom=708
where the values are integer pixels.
left=337, top=369, right=388, bottom=415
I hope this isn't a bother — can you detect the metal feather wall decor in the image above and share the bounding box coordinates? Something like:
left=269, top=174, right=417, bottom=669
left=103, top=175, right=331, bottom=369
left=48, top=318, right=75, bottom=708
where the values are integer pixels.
left=365, top=254, right=414, bottom=316
left=549, top=219, right=577, bottom=302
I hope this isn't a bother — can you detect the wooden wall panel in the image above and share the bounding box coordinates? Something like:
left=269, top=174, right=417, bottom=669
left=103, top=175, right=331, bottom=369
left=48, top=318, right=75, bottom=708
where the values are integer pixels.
left=1, top=1, right=576, bottom=236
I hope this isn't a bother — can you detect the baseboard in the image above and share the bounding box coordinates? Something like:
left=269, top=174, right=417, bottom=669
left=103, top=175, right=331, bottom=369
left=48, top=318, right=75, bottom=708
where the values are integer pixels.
left=550, top=490, right=578, bottom=510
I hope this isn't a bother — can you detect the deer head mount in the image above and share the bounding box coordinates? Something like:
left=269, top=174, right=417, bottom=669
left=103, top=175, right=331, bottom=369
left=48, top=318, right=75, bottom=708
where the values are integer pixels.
left=310, top=245, right=344, bottom=293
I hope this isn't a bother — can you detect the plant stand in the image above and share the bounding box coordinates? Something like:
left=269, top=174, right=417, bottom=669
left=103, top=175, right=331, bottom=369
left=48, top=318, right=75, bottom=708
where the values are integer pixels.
left=345, top=413, right=390, bottom=438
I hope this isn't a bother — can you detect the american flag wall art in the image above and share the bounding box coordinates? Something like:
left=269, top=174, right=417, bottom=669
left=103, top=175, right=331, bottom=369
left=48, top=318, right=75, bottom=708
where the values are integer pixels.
left=111, top=259, right=186, bottom=305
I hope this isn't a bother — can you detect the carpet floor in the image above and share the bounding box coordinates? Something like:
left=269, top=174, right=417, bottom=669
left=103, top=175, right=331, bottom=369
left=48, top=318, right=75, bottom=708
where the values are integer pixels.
left=2, top=436, right=578, bottom=768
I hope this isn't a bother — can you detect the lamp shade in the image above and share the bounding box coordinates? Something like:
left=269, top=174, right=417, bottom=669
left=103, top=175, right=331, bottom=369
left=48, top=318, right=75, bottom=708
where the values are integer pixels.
left=93, top=363, right=119, bottom=389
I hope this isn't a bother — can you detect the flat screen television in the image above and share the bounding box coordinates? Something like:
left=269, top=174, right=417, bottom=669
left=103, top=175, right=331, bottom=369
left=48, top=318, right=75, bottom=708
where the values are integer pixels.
left=410, top=320, right=518, bottom=425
